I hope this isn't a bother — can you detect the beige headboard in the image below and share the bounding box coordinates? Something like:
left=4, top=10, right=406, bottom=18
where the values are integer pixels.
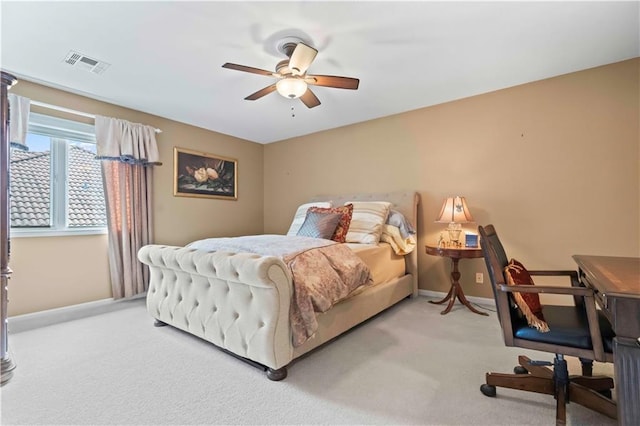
left=310, top=191, right=420, bottom=296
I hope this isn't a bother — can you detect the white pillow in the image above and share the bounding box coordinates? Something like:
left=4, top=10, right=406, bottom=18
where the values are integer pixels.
left=344, top=201, right=392, bottom=244
left=286, top=201, right=332, bottom=236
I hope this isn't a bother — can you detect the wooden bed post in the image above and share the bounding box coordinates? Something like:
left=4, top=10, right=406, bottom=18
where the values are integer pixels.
left=0, top=71, right=18, bottom=386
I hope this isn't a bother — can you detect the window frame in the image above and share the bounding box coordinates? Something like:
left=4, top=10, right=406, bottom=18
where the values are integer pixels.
left=10, top=113, right=107, bottom=238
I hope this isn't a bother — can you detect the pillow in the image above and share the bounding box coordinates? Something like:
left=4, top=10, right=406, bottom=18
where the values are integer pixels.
left=308, top=203, right=353, bottom=243
left=296, top=210, right=343, bottom=239
left=286, top=202, right=332, bottom=236
left=386, top=209, right=415, bottom=239
left=344, top=201, right=392, bottom=244
left=380, top=224, right=416, bottom=255
left=504, top=259, right=550, bottom=332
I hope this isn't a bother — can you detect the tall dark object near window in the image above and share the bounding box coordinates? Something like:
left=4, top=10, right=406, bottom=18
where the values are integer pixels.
left=1, top=71, right=18, bottom=385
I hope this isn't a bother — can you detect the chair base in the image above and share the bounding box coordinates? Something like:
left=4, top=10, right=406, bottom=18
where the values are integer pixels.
left=481, top=355, right=616, bottom=425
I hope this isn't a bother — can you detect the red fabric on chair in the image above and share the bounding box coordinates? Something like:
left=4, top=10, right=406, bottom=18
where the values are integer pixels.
left=504, top=259, right=550, bottom=332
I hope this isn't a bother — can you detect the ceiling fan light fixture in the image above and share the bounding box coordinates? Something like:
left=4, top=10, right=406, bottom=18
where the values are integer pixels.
left=276, top=78, right=307, bottom=99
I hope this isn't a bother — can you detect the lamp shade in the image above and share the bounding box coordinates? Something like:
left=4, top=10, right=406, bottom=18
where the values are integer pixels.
left=276, top=78, right=308, bottom=99
left=435, top=196, right=474, bottom=223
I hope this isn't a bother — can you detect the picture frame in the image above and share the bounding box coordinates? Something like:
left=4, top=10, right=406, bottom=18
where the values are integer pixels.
left=173, top=147, right=237, bottom=200
left=465, top=233, right=479, bottom=248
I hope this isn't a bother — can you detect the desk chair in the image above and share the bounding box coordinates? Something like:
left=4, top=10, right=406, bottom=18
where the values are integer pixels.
left=478, top=225, right=616, bottom=425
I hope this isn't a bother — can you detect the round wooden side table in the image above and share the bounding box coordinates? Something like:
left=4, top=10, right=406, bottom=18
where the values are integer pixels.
left=425, top=244, right=489, bottom=316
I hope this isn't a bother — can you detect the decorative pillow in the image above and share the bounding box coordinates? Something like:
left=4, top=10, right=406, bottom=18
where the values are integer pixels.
left=308, top=203, right=353, bottom=243
left=344, top=201, right=392, bottom=244
left=286, top=202, right=331, bottom=236
left=504, top=259, right=550, bottom=332
left=386, top=209, right=415, bottom=239
left=296, top=210, right=343, bottom=240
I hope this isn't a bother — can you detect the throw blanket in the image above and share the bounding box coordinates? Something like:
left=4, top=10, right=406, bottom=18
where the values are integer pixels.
left=188, top=235, right=373, bottom=346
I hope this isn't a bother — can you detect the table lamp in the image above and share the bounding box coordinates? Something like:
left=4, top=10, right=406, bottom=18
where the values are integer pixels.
left=435, top=196, right=474, bottom=246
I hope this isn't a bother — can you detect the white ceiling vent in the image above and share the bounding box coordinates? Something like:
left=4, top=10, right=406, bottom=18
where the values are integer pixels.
left=63, top=51, right=110, bottom=75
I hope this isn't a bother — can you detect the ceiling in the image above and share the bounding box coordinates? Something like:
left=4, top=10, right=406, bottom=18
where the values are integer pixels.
left=1, top=2, right=638, bottom=144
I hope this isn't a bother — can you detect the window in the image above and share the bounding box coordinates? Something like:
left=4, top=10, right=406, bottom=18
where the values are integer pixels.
left=10, top=113, right=107, bottom=236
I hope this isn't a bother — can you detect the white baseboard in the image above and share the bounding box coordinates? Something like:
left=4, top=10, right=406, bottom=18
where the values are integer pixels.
left=8, top=293, right=146, bottom=334
left=418, top=289, right=495, bottom=308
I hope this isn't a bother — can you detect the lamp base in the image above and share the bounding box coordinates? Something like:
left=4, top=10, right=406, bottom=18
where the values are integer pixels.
left=1, top=355, right=16, bottom=386
left=447, top=223, right=463, bottom=247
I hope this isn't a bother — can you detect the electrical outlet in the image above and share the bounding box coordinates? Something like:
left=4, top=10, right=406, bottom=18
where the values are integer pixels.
left=475, top=273, right=484, bottom=284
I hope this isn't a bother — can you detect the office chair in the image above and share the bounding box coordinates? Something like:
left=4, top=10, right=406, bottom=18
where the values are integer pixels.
left=478, top=225, right=616, bottom=425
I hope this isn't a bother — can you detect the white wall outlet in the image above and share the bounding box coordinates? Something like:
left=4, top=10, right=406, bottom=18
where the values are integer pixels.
left=475, top=273, right=484, bottom=284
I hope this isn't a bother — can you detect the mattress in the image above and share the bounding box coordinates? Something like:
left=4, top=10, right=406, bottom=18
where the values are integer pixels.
left=347, top=242, right=406, bottom=286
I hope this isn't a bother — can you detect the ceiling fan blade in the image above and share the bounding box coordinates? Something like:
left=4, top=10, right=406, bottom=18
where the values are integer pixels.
left=299, top=88, right=321, bottom=109
left=222, top=62, right=275, bottom=77
left=289, top=43, right=318, bottom=76
left=306, top=75, right=360, bottom=90
left=245, top=84, right=277, bottom=101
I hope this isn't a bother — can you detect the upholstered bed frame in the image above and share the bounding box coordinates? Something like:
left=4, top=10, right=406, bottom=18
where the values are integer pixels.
left=138, top=191, right=419, bottom=380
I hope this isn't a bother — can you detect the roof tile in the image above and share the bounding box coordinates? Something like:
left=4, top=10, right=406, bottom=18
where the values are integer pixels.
left=10, top=145, right=107, bottom=228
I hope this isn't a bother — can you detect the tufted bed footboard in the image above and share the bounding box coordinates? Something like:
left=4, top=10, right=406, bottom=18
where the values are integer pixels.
left=139, top=191, right=419, bottom=380
left=139, top=246, right=295, bottom=379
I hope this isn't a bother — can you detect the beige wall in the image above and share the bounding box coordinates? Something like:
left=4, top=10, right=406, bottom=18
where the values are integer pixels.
left=8, top=80, right=264, bottom=316
left=264, top=59, right=640, bottom=299
left=7, top=58, right=638, bottom=314
left=9, top=235, right=112, bottom=315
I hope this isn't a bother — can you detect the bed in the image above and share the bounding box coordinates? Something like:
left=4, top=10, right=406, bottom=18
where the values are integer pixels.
left=137, top=191, right=419, bottom=380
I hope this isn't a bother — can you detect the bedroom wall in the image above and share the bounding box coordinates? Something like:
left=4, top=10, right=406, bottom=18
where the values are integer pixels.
left=7, top=80, right=264, bottom=316
left=7, top=58, right=638, bottom=315
left=263, top=58, right=640, bottom=299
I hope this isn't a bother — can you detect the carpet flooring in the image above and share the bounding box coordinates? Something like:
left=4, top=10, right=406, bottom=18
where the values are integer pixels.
left=1, top=297, right=616, bottom=425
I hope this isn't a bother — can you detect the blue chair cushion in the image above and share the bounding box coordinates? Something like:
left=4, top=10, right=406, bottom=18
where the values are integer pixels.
left=513, top=305, right=614, bottom=353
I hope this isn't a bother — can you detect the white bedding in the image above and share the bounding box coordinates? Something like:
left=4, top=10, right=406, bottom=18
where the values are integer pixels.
left=188, top=234, right=335, bottom=257
left=188, top=236, right=405, bottom=288
left=188, top=235, right=405, bottom=286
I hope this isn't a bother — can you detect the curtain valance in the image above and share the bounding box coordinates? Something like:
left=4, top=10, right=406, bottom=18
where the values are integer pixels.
left=95, top=115, right=161, bottom=166
left=8, top=93, right=30, bottom=151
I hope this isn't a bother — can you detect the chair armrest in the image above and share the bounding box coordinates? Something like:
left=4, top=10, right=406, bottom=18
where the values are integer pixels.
left=497, top=284, right=592, bottom=296
left=497, top=282, right=606, bottom=361
left=527, top=270, right=583, bottom=306
left=528, top=270, right=578, bottom=279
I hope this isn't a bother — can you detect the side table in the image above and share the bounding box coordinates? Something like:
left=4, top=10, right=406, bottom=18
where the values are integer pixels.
left=425, top=244, right=489, bottom=316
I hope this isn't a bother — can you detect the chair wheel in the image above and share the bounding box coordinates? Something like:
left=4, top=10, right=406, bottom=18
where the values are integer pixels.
left=514, top=366, right=528, bottom=374
left=480, top=384, right=497, bottom=397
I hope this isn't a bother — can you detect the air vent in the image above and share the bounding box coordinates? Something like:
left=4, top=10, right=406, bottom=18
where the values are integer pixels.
left=63, top=51, right=110, bottom=75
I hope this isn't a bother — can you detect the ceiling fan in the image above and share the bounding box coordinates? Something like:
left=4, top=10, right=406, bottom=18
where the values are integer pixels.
left=222, top=37, right=359, bottom=109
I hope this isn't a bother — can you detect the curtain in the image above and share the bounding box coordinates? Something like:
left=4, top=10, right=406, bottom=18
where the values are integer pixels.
left=8, top=94, right=30, bottom=150
left=95, top=115, right=161, bottom=299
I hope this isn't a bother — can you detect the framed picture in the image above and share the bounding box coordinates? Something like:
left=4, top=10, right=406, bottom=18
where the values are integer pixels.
left=173, top=147, right=237, bottom=200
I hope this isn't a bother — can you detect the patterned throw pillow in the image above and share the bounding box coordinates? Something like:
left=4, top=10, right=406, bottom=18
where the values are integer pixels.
left=504, top=259, right=550, bottom=332
left=286, top=202, right=332, bottom=236
left=308, top=204, right=353, bottom=243
left=296, top=210, right=343, bottom=240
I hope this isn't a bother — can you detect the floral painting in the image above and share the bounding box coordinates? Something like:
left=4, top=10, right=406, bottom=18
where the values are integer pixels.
left=173, top=147, right=237, bottom=200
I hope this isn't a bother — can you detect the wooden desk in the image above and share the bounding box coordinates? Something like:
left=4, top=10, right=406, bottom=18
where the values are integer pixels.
left=425, top=245, right=488, bottom=316
left=573, top=255, right=640, bottom=426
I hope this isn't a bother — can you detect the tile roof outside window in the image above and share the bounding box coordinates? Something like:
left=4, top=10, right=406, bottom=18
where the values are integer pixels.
left=10, top=149, right=51, bottom=227
left=67, top=145, right=107, bottom=228
left=10, top=145, right=107, bottom=228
